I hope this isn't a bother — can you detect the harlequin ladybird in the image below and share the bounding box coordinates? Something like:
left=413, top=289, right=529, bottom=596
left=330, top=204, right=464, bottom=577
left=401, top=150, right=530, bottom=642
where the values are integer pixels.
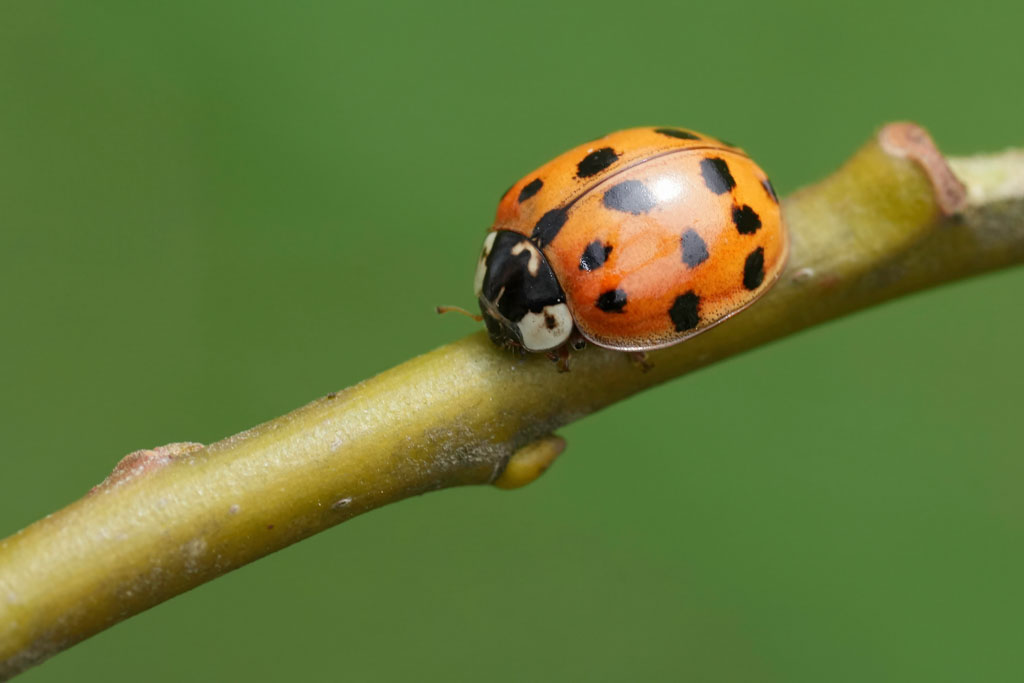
left=472, top=126, right=787, bottom=364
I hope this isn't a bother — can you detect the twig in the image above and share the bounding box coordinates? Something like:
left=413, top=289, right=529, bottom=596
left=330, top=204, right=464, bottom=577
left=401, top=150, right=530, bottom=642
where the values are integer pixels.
left=1, top=123, right=1022, bottom=680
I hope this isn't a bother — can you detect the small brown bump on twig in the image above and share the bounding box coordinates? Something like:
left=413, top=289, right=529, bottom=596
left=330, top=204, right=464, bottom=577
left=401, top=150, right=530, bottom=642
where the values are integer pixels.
left=878, top=122, right=968, bottom=215
left=89, top=442, right=204, bottom=495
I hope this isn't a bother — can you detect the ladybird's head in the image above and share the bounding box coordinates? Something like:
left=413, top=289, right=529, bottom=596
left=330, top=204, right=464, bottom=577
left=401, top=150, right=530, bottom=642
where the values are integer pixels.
left=475, top=230, right=573, bottom=353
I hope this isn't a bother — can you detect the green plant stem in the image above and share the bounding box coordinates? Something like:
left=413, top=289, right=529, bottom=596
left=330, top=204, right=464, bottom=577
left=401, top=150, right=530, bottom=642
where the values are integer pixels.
left=1, top=123, right=1022, bottom=680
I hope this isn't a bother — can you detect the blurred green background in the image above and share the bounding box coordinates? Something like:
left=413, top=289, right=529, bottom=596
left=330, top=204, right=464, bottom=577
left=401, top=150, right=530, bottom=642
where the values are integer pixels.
left=2, top=1, right=1022, bottom=681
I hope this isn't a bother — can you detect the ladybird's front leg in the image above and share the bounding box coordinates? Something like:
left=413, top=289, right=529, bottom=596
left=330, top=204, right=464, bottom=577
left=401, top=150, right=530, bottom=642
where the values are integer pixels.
left=629, top=351, right=653, bottom=373
left=546, top=344, right=571, bottom=372
left=543, top=333, right=585, bottom=372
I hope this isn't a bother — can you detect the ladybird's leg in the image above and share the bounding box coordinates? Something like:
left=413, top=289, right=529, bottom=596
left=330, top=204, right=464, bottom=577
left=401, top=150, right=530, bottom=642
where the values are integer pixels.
left=558, top=345, right=572, bottom=372
left=629, top=351, right=653, bottom=372
left=492, top=435, right=566, bottom=490
left=569, top=330, right=587, bottom=351
left=546, top=345, right=571, bottom=372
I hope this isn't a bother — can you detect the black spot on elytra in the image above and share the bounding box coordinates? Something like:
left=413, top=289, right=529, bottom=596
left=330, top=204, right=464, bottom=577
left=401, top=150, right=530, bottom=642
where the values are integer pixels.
left=654, top=127, right=700, bottom=140
left=669, top=292, right=700, bottom=332
left=576, top=147, right=619, bottom=178
left=700, top=157, right=735, bottom=195
left=733, top=204, right=762, bottom=234
left=762, top=177, right=778, bottom=203
left=531, top=207, right=569, bottom=247
left=743, top=247, right=765, bottom=290
left=680, top=229, right=709, bottom=268
left=518, top=178, right=543, bottom=203
left=595, top=289, right=627, bottom=313
left=603, top=180, right=656, bottom=214
left=579, top=240, right=613, bottom=271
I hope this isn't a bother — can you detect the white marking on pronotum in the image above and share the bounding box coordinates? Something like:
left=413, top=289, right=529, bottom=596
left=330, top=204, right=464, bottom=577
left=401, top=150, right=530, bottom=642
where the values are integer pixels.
left=517, top=303, right=573, bottom=351
left=511, top=240, right=542, bottom=276
left=474, top=231, right=498, bottom=297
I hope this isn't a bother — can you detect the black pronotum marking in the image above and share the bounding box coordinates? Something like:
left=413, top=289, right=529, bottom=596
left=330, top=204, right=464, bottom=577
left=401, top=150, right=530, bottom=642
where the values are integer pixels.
left=654, top=127, right=700, bottom=140
left=595, top=288, right=627, bottom=313
left=480, top=231, right=565, bottom=324
left=531, top=207, right=569, bottom=247
left=732, top=204, right=762, bottom=234
left=518, top=178, right=543, bottom=203
left=579, top=240, right=613, bottom=271
left=603, top=180, right=656, bottom=214
left=743, top=247, right=766, bottom=290
left=668, top=291, right=700, bottom=332
left=544, top=313, right=557, bottom=329
left=680, top=229, right=709, bottom=268
left=576, top=147, right=619, bottom=178
left=761, top=177, right=778, bottom=203
left=700, top=157, right=736, bottom=195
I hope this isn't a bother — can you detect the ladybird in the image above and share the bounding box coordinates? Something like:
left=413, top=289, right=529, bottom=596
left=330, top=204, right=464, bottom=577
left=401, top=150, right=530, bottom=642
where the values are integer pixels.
left=472, top=126, right=787, bottom=364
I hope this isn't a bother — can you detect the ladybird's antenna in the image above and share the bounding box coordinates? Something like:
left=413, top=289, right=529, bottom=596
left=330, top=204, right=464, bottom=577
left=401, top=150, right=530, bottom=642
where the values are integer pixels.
left=436, top=305, right=483, bottom=322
